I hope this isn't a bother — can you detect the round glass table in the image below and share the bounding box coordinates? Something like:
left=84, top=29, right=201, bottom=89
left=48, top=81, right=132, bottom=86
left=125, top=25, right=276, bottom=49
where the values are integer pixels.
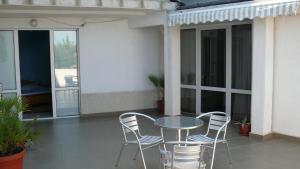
left=154, top=116, right=204, bottom=141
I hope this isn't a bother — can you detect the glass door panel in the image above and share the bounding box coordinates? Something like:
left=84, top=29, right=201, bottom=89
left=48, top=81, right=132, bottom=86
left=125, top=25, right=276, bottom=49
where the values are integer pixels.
left=231, top=93, right=251, bottom=121
left=53, top=30, right=79, bottom=117
left=201, top=90, right=225, bottom=113
left=0, top=31, right=16, bottom=90
left=181, top=88, right=196, bottom=114
left=181, top=29, right=196, bottom=85
left=232, top=24, right=252, bottom=90
left=54, top=31, right=78, bottom=88
left=201, top=29, right=226, bottom=88
left=2, top=92, right=17, bottom=99
left=56, top=90, right=79, bottom=117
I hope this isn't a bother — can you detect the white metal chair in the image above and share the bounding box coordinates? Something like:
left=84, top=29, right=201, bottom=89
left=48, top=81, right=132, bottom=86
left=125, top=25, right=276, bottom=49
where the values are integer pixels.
left=186, top=112, right=232, bottom=169
left=115, top=112, right=163, bottom=169
left=159, top=141, right=206, bottom=169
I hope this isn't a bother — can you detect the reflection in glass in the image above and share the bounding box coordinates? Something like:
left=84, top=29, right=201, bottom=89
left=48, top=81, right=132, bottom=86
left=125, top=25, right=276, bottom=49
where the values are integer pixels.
left=181, top=29, right=196, bottom=85
left=231, top=94, right=251, bottom=122
left=56, top=90, right=79, bottom=117
left=201, top=29, right=226, bottom=87
left=54, top=31, right=78, bottom=88
left=181, top=88, right=196, bottom=114
left=0, top=31, right=16, bottom=90
left=2, top=92, right=17, bottom=99
left=232, top=24, right=252, bottom=90
left=201, top=90, right=225, bottom=113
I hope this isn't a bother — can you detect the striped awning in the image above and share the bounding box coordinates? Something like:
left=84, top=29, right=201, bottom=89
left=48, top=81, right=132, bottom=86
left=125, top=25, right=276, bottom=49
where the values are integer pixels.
left=168, top=0, right=300, bottom=26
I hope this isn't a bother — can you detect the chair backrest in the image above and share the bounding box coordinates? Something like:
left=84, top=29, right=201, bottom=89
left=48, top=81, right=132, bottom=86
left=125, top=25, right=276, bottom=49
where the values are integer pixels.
left=119, top=112, right=155, bottom=142
left=160, top=142, right=205, bottom=169
left=197, top=112, right=230, bottom=139
left=173, top=145, right=201, bottom=163
left=120, top=115, right=139, bottom=133
left=208, top=112, right=229, bottom=132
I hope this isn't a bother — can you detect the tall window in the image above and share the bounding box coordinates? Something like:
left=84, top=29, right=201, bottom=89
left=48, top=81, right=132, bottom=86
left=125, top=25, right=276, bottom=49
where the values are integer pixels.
left=181, top=24, right=252, bottom=122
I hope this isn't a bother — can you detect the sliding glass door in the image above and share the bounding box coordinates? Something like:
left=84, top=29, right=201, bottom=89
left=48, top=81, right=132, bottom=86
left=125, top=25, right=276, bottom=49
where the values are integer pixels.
left=0, top=29, right=80, bottom=119
left=181, top=24, right=252, bottom=121
left=52, top=30, right=80, bottom=117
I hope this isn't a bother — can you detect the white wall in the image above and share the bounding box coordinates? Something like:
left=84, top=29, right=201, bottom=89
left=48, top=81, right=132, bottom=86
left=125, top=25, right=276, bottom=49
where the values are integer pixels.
left=272, top=15, right=300, bottom=138
left=0, top=18, right=164, bottom=114
left=251, top=17, right=274, bottom=136
left=79, top=20, right=164, bottom=114
left=79, top=20, right=163, bottom=94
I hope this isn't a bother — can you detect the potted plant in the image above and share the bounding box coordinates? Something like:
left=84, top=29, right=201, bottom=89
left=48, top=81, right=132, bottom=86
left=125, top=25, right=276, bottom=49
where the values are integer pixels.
left=148, top=74, right=164, bottom=114
left=237, top=117, right=251, bottom=136
left=0, top=97, right=39, bottom=169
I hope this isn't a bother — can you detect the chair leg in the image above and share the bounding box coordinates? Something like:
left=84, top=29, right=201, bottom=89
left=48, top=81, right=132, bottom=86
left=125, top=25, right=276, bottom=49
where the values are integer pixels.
left=225, top=141, right=233, bottom=165
left=210, top=144, right=217, bottom=169
left=139, top=145, right=147, bottom=169
left=133, top=148, right=139, bottom=160
left=115, top=144, right=126, bottom=168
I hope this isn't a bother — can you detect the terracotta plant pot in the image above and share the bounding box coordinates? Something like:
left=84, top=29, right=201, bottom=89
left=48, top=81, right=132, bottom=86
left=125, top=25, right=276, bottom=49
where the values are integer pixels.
left=157, top=100, right=164, bottom=114
left=240, top=124, right=251, bottom=136
left=0, top=150, right=25, bottom=169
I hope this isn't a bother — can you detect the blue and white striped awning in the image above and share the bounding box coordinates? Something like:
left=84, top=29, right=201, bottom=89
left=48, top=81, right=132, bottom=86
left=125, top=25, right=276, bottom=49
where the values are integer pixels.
left=168, top=0, right=300, bottom=26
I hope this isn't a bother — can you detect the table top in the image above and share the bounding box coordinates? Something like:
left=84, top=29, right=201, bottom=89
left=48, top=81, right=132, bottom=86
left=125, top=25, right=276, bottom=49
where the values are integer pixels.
left=154, top=116, right=204, bottom=130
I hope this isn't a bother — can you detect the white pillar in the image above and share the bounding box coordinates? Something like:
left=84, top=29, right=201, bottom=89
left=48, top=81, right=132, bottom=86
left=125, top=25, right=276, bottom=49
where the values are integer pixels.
left=251, top=17, right=274, bottom=136
left=164, top=23, right=181, bottom=116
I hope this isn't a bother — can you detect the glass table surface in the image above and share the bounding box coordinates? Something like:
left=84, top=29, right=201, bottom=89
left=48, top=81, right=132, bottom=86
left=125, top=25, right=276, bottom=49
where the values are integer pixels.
left=154, top=116, right=203, bottom=130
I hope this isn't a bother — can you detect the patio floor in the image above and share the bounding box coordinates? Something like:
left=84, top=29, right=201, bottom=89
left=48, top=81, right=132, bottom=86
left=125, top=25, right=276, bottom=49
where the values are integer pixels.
left=24, top=111, right=300, bottom=169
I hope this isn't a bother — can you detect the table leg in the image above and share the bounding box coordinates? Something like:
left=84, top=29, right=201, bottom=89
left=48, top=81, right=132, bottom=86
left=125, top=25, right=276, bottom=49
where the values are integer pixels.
left=177, top=129, right=181, bottom=142
left=160, top=128, right=166, bottom=150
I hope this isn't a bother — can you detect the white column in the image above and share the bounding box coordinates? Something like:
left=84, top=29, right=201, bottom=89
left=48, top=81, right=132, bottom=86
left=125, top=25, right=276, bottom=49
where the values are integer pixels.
left=251, top=17, right=274, bottom=136
left=164, top=23, right=181, bottom=116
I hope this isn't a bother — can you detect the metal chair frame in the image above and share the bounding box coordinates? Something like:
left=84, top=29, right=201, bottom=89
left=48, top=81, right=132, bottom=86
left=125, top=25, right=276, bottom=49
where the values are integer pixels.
left=115, top=112, right=163, bottom=169
left=159, top=141, right=206, bottom=169
left=186, top=112, right=232, bottom=169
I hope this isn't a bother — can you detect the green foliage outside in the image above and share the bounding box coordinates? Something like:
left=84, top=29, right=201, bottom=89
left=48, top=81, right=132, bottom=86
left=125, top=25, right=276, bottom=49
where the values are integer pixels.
left=54, top=35, right=77, bottom=69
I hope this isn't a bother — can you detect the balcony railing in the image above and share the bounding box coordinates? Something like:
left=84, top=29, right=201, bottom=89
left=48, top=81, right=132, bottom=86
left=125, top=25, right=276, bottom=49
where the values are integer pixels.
left=0, top=0, right=177, bottom=10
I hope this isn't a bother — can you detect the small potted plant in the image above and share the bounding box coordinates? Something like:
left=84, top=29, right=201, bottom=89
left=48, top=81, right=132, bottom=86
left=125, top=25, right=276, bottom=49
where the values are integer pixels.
left=148, top=74, right=164, bottom=114
left=0, top=97, right=39, bottom=169
left=237, top=117, right=251, bottom=136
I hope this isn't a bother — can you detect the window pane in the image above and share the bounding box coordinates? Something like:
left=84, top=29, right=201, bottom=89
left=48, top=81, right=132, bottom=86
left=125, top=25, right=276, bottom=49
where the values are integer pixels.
left=181, top=88, right=196, bottom=114
left=56, top=90, right=79, bottom=117
left=1, top=92, right=17, bottom=99
left=54, top=31, right=78, bottom=88
left=181, top=29, right=196, bottom=85
left=231, top=93, right=251, bottom=122
left=201, top=90, right=225, bottom=113
left=0, top=31, right=16, bottom=90
left=232, top=24, right=252, bottom=90
left=201, top=29, right=226, bottom=87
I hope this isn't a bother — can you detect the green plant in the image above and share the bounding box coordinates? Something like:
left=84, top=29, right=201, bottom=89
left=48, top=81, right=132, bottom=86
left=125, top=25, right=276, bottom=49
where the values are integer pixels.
left=236, top=117, right=250, bottom=128
left=148, top=74, right=164, bottom=100
left=0, top=97, right=39, bottom=157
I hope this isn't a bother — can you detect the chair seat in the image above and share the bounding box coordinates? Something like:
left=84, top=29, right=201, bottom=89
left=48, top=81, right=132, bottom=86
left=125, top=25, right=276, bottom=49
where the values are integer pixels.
left=187, top=134, right=224, bottom=144
left=128, top=135, right=162, bottom=145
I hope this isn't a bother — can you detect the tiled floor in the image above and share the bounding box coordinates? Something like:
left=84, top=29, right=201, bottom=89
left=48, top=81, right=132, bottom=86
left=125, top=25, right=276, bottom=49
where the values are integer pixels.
left=24, top=112, right=300, bottom=169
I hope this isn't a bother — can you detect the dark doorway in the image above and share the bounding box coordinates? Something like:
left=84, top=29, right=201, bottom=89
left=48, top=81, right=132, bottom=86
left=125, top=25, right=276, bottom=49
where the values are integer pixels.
left=19, top=30, right=52, bottom=119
